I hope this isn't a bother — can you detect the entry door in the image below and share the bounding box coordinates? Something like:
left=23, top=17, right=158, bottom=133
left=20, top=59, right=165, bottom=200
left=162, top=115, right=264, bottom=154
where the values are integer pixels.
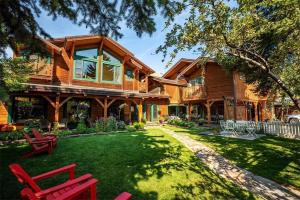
left=151, top=104, right=158, bottom=121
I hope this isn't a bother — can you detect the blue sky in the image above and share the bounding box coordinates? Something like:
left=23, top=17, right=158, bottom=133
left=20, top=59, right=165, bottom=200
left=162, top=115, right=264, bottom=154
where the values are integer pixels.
left=6, top=10, right=197, bottom=75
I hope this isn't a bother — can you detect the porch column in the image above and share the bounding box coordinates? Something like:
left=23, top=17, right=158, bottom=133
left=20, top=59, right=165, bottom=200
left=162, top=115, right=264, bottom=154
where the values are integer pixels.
left=54, top=96, right=60, bottom=123
left=188, top=103, right=192, bottom=121
left=254, top=102, right=258, bottom=122
left=223, top=99, right=228, bottom=120
left=146, top=104, right=151, bottom=121
left=104, top=98, right=108, bottom=119
left=138, top=100, right=143, bottom=122
left=261, top=101, right=266, bottom=121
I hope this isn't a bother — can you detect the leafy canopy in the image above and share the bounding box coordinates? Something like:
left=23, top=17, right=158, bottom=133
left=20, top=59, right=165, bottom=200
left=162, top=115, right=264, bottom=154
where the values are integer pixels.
left=157, top=0, right=300, bottom=109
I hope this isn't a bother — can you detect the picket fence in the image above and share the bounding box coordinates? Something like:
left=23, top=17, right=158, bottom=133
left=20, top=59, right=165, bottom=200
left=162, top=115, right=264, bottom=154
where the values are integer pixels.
left=256, top=122, right=300, bottom=139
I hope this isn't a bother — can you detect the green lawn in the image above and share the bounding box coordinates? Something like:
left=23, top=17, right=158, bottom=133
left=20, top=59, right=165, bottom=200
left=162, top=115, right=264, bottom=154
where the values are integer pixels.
left=0, top=129, right=258, bottom=200
left=164, top=125, right=300, bottom=189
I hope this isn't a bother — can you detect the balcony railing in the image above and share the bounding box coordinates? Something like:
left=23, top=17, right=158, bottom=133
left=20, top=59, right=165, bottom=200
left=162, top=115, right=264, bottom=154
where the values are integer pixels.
left=139, top=81, right=147, bottom=93
left=183, top=85, right=207, bottom=100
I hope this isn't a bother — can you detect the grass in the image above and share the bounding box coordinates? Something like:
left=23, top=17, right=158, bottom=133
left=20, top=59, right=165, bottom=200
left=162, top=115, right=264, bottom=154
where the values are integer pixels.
left=164, top=125, right=300, bottom=189
left=0, top=129, right=259, bottom=200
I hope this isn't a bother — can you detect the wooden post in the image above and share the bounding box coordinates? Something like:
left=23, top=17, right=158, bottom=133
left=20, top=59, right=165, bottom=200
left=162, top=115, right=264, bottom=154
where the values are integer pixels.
left=54, top=96, right=60, bottom=122
left=223, top=99, right=228, bottom=120
left=138, top=100, right=143, bottom=122
left=254, top=102, right=258, bottom=122
left=188, top=103, right=192, bottom=121
left=146, top=104, right=151, bottom=121
left=261, top=101, right=266, bottom=121
left=233, top=72, right=238, bottom=121
left=104, top=98, right=108, bottom=119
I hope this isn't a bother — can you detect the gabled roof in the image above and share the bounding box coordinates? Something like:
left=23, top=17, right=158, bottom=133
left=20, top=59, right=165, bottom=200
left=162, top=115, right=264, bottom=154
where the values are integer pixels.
left=149, top=76, right=187, bottom=86
left=44, top=35, right=155, bottom=74
left=162, top=58, right=194, bottom=79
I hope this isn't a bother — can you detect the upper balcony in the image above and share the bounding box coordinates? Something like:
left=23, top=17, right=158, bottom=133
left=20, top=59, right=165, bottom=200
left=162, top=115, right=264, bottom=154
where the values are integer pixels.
left=183, top=85, right=207, bottom=101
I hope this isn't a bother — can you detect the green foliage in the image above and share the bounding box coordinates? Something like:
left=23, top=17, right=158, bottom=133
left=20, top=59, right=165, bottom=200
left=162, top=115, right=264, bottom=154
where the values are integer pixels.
left=125, top=125, right=136, bottom=132
left=0, top=130, right=24, bottom=141
left=56, top=130, right=73, bottom=137
left=52, top=122, right=60, bottom=134
left=0, top=58, right=33, bottom=101
left=133, top=122, right=144, bottom=130
left=158, top=0, right=300, bottom=109
left=23, top=119, right=41, bottom=133
left=116, top=121, right=126, bottom=130
left=95, top=119, right=106, bottom=132
left=0, top=0, right=183, bottom=58
left=167, top=118, right=195, bottom=128
left=75, top=121, right=87, bottom=134
left=106, top=116, right=117, bottom=132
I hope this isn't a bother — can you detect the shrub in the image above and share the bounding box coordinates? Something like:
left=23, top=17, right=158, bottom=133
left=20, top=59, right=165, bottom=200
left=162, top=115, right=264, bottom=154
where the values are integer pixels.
left=126, top=125, right=136, bottom=132
left=57, top=130, right=73, bottom=137
left=0, top=130, right=24, bottom=141
left=24, top=119, right=41, bottom=133
left=75, top=121, right=87, bottom=134
left=95, top=119, right=106, bottom=132
left=133, top=122, right=144, bottom=130
left=117, top=121, right=126, bottom=130
left=106, top=116, right=117, bottom=132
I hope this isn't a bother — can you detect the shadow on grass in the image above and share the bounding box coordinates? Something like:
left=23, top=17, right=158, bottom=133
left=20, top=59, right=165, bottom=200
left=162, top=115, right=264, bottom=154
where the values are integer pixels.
left=1, top=129, right=257, bottom=199
left=166, top=125, right=300, bottom=188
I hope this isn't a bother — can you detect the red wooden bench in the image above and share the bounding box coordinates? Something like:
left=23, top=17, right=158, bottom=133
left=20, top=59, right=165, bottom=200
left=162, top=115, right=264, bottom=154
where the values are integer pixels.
left=32, top=128, right=58, bottom=147
left=23, top=133, right=54, bottom=158
left=9, top=163, right=132, bottom=200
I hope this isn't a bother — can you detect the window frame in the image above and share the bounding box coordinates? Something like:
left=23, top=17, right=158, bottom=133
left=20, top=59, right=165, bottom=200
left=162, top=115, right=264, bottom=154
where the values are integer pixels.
left=73, top=48, right=99, bottom=82
left=100, top=50, right=123, bottom=84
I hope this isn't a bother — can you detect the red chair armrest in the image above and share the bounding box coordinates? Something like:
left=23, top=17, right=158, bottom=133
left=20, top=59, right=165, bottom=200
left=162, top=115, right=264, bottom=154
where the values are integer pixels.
left=35, top=174, right=93, bottom=198
left=32, top=163, right=76, bottom=182
left=114, top=192, right=132, bottom=200
left=30, top=140, right=52, bottom=145
left=55, top=178, right=98, bottom=200
left=44, top=134, right=57, bottom=138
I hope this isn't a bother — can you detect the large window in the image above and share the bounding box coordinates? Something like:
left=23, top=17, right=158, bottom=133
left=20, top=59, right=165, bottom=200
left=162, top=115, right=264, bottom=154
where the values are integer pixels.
left=74, top=48, right=98, bottom=81
left=101, top=50, right=122, bottom=84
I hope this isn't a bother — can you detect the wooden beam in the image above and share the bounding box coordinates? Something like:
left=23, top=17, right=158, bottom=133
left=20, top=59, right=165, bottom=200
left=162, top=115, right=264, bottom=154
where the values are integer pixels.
left=68, top=42, right=75, bottom=84
left=138, top=100, right=143, bottom=122
left=104, top=98, right=108, bottom=119
left=107, top=99, right=117, bottom=108
left=94, top=98, right=105, bottom=108
left=61, top=48, right=71, bottom=66
left=59, top=97, right=72, bottom=108
left=42, top=95, right=55, bottom=108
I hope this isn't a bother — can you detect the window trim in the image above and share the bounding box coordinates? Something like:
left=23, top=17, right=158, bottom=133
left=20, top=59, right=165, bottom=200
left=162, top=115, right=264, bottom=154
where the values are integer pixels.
left=100, top=61, right=123, bottom=84
left=73, top=48, right=99, bottom=82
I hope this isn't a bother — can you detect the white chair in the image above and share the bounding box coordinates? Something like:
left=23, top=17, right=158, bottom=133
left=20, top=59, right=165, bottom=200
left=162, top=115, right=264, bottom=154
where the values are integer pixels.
left=246, top=121, right=257, bottom=137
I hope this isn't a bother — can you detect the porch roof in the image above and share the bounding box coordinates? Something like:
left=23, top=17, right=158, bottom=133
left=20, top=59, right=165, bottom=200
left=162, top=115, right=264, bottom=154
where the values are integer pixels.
left=22, top=83, right=169, bottom=99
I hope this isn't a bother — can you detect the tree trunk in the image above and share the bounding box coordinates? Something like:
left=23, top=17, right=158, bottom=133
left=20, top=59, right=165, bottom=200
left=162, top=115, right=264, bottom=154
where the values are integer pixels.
left=268, top=71, right=300, bottom=111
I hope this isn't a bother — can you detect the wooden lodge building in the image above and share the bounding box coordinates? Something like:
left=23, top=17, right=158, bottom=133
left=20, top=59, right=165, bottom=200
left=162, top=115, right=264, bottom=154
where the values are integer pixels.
left=0, top=35, right=270, bottom=127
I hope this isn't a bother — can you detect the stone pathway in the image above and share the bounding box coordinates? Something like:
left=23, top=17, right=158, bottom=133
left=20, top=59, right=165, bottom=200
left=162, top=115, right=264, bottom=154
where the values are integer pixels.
left=157, top=126, right=300, bottom=200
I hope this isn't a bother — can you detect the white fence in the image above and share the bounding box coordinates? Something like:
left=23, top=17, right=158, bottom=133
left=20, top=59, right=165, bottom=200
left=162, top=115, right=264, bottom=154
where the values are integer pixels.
left=257, top=122, right=300, bottom=139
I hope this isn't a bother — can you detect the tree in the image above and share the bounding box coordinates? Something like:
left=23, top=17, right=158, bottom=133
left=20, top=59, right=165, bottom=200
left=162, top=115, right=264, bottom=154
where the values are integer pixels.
left=0, top=0, right=182, bottom=100
left=157, top=0, right=300, bottom=110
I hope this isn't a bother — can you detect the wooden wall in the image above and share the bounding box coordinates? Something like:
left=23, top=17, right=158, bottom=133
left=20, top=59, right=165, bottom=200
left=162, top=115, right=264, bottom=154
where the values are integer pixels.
left=205, top=63, right=234, bottom=100
left=0, top=101, right=8, bottom=124
left=164, top=84, right=183, bottom=104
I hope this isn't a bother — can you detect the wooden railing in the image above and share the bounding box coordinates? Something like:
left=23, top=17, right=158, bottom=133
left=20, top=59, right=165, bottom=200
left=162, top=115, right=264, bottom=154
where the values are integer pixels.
left=139, top=81, right=147, bottom=93
left=183, top=85, right=207, bottom=100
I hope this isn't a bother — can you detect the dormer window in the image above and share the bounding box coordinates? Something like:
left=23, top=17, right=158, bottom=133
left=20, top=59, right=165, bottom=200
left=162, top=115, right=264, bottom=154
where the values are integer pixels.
left=125, top=67, right=134, bottom=81
left=74, top=48, right=98, bottom=81
left=101, top=50, right=122, bottom=84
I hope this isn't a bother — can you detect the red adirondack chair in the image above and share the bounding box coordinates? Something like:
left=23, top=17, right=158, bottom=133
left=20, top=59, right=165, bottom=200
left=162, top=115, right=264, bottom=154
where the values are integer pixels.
left=32, top=128, right=58, bottom=147
left=9, top=163, right=98, bottom=200
left=23, top=133, right=53, bottom=158
left=9, top=163, right=132, bottom=200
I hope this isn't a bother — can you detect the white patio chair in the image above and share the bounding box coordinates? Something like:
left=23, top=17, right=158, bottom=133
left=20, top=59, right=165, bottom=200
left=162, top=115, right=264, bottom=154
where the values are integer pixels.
left=225, top=120, right=238, bottom=136
left=219, top=120, right=226, bottom=131
left=246, top=121, right=257, bottom=137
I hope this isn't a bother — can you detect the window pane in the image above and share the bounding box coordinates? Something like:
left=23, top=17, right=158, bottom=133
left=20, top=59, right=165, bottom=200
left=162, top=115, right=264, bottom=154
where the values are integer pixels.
left=115, top=66, right=121, bottom=83
left=75, top=60, right=83, bottom=78
left=125, top=68, right=134, bottom=80
left=103, top=50, right=120, bottom=64
left=75, top=48, right=98, bottom=59
left=102, top=63, right=114, bottom=81
left=83, top=60, right=97, bottom=79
